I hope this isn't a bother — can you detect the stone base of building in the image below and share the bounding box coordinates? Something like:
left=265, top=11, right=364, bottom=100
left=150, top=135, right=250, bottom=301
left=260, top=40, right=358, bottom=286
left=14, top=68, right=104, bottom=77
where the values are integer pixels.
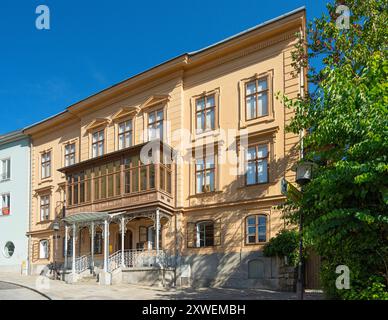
left=29, top=252, right=295, bottom=291
left=0, top=264, right=27, bottom=275
left=119, top=267, right=175, bottom=287
left=176, top=252, right=280, bottom=290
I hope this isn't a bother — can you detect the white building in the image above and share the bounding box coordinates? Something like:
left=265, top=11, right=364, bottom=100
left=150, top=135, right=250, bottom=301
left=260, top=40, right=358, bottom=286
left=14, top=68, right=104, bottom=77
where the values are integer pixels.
left=0, top=131, right=30, bottom=274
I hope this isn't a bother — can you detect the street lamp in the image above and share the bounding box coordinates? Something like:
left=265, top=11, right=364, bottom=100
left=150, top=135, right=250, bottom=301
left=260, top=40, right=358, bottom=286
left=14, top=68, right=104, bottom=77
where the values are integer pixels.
left=293, top=161, right=314, bottom=300
left=295, top=161, right=314, bottom=186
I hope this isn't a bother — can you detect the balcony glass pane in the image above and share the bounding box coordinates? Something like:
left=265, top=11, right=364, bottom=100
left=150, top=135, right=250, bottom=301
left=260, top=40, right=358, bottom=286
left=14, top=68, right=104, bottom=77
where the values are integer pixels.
left=149, top=165, right=155, bottom=189
left=140, top=167, right=147, bottom=191
left=125, top=171, right=131, bottom=194
left=167, top=171, right=171, bottom=194
left=160, top=166, right=165, bottom=191
left=132, top=168, right=139, bottom=192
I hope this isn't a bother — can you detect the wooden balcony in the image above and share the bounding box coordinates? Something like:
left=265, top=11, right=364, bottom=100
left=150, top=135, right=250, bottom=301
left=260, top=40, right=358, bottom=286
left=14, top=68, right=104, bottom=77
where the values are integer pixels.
left=58, top=141, right=175, bottom=215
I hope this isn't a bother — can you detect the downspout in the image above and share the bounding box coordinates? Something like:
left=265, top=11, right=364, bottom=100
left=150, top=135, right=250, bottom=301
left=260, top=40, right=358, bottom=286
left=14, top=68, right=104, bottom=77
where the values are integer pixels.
left=299, top=25, right=306, bottom=159
left=27, top=136, right=32, bottom=276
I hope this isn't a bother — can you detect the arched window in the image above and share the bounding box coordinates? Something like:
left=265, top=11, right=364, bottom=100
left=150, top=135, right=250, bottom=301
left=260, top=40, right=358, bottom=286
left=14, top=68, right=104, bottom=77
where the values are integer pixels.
left=246, top=215, right=267, bottom=244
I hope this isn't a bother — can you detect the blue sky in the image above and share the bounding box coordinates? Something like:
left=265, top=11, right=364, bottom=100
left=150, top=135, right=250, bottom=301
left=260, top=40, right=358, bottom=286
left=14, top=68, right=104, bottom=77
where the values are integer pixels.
left=0, top=0, right=328, bottom=134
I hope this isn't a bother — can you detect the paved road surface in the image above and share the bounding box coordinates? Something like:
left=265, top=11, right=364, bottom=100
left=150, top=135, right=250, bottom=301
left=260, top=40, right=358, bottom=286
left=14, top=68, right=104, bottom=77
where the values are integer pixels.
left=0, top=281, right=49, bottom=300
left=0, top=274, right=323, bottom=300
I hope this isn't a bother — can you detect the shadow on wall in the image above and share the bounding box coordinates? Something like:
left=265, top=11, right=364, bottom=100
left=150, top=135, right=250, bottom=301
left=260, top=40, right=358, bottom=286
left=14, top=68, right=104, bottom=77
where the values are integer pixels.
left=176, top=142, right=299, bottom=290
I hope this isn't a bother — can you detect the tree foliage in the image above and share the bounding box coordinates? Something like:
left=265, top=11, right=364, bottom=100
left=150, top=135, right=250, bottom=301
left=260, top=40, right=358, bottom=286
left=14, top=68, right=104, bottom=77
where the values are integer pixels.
left=263, top=230, right=299, bottom=266
left=281, top=0, right=388, bottom=299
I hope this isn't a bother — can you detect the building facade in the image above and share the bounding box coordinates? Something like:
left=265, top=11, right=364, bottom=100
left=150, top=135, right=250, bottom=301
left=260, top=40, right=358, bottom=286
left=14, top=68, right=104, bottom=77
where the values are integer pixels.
left=25, top=8, right=306, bottom=289
left=0, top=131, right=30, bottom=274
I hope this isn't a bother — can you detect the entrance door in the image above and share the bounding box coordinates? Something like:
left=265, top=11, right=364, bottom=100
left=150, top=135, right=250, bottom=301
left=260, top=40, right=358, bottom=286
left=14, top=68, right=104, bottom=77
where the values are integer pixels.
left=117, top=230, right=133, bottom=251
left=305, top=250, right=322, bottom=289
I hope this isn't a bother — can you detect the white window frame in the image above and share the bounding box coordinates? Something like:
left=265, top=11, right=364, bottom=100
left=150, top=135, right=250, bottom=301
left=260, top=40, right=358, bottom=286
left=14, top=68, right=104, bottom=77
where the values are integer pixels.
left=39, top=240, right=49, bottom=259
left=196, top=221, right=215, bottom=248
left=41, top=151, right=51, bottom=179
left=40, top=195, right=50, bottom=221
left=147, top=108, right=164, bottom=142
left=92, top=130, right=105, bottom=158
left=118, top=120, right=133, bottom=150
left=64, top=143, right=76, bottom=167
left=0, top=158, right=11, bottom=181
left=1, top=193, right=10, bottom=216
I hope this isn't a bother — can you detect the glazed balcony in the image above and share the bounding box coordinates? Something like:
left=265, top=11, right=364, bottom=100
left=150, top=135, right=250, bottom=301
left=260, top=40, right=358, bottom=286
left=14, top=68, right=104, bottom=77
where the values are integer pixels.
left=59, top=141, right=175, bottom=215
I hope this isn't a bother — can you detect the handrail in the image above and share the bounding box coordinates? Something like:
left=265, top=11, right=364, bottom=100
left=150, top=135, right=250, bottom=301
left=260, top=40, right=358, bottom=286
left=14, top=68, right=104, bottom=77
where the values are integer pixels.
left=75, top=254, right=91, bottom=274
left=108, top=249, right=174, bottom=271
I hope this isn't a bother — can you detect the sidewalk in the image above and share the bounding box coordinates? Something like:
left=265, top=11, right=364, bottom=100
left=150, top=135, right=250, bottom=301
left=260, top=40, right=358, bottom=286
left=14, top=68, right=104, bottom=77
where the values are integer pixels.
left=0, top=273, right=324, bottom=300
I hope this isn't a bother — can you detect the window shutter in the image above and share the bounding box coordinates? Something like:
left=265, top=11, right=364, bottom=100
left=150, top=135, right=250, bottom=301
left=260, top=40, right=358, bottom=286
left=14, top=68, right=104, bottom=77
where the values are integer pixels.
left=187, top=222, right=196, bottom=248
left=32, top=241, right=39, bottom=262
left=214, top=219, right=221, bottom=246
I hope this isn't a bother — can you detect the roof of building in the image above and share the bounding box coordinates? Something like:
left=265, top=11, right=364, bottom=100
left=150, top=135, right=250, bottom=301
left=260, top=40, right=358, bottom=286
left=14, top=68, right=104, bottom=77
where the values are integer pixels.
left=23, top=6, right=305, bottom=134
left=0, top=130, right=28, bottom=146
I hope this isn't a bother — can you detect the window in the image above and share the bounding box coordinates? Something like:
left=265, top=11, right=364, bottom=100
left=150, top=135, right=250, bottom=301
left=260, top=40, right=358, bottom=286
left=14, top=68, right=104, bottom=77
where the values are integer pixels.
left=245, top=77, right=269, bottom=120
left=3, top=241, right=15, bottom=258
left=94, top=232, right=103, bottom=255
left=246, top=215, right=267, bottom=244
left=196, top=94, right=215, bottom=133
left=39, top=240, right=49, bottom=259
left=148, top=109, right=164, bottom=141
left=92, top=130, right=105, bottom=158
left=187, top=220, right=221, bottom=248
left=195, top=154, right=215, bottom=194
left=118, top=120, right=133, bottom=149
left=147, top=226, right=162, bottom=250
left=1, top=193, right=10, bottom=216
left=246, top=144, right=269, bottom=185
left=64, top=143, right=76, bottom=166
left=1, top=159, right=10, bottom=181
left=41, top=151, right=51, bottom=179
left=40, top=195, right=50, bottom=221
left=196, top=221, right=215, bottom=247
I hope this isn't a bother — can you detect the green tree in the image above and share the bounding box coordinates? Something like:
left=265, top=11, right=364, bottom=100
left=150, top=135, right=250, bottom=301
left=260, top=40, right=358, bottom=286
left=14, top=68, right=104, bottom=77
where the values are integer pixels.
left=281, top=0, right=388, bottom=299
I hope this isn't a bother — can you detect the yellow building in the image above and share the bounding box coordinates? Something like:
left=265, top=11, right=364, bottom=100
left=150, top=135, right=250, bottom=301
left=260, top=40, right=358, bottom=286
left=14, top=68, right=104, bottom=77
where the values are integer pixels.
left=24, top=8, right=306, bottom=289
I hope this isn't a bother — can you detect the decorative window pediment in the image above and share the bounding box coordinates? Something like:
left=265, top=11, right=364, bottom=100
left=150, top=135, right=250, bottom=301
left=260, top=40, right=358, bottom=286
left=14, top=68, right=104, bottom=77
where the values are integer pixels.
left=140, top=95, right=170, bottom=112
left=85, top=118, right=110, bottom=132
left=111, top=107, right=139, bottom=122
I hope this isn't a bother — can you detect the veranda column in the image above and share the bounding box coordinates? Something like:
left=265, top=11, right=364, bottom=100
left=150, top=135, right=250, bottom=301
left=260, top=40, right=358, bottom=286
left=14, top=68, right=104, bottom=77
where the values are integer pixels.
left=72, top=223, right=76, bottom=275
left=103, top=219, right=109, bottom=272
left=90, top=222, right=95, bottom=270
left=64, top=225, right=68, bottom=270
left=121, top=217, right=125, bottom=268
left=156, top=209, right=160, bottom=253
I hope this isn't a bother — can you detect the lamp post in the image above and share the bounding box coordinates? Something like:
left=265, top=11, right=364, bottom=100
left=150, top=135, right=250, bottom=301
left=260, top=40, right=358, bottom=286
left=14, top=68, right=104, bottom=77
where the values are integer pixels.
left=294, top=161, right=314, bottom=300
left=53, top=220, right=60, bottom=279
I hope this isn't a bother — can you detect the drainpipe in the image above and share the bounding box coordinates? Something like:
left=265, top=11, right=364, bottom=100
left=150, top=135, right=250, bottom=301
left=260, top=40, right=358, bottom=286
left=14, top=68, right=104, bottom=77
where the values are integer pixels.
left=27, top=137, right=32, bottom=276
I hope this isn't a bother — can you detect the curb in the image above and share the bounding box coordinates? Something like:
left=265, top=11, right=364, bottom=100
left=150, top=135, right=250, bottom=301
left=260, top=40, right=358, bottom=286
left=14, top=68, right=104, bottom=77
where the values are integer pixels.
left=0, top=279, right=52, bottom=300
